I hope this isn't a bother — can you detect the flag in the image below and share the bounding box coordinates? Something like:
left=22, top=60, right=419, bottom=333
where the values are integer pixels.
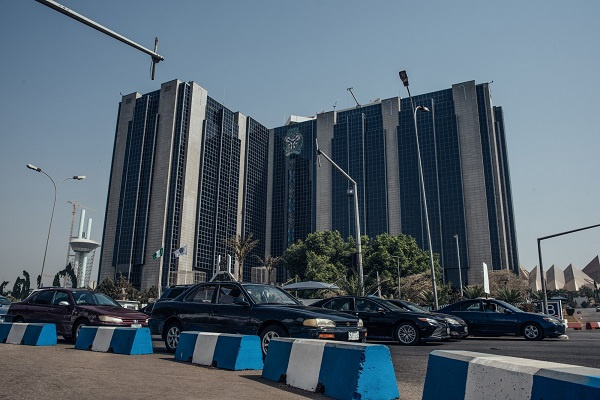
left=152, top=247, right=163, bottom=260
left=173, top=244, right=188, bottom=258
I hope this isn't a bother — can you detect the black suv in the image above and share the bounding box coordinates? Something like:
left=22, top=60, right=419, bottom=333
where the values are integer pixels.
left=311, top=296, right=450, bottom=345
left=140, top=285, right=193, bottom=315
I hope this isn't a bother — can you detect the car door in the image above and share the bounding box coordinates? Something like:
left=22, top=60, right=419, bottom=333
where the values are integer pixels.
left=178, top=284, right=217, bottom=332
left=208, top=284, right=253, bottom=334
left=482, top=301, right=520, bottom=335
left=27, top=290, right=56, bottom=323
left=44, top=290, right=73, bottom=336
left=451, top=300, right=486, bottom=334
left=355, top=298, right=392, bottom=339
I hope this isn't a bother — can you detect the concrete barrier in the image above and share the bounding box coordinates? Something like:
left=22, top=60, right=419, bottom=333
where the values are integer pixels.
left=0, top=322, right=56, bottom=346
left=175, top=331, right=263, bottom=371
left=262, top=338, right=399, bottom=400
left=585, top=322, right=600, bottom=330
left=423, top=350, right=600, bottom=400
left=568, top=322, right=583, bottom=330
left=74, top=326, right=153, bottom=355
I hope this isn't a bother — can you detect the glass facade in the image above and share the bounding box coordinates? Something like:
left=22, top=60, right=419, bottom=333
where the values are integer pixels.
left=398, top=90, right=468, bottom=285
left=331, top=104, right=387, bottom=239
left=112, top=90, right=160, bottom=288
left=195, top=96, right=241, bottom=279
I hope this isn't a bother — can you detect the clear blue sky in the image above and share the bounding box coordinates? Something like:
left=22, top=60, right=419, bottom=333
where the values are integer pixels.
left=1, top=1, right=599, bottom=287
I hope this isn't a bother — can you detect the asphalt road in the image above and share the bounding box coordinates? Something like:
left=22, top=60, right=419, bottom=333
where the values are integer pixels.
left=1, top=330, right=599, bottom=400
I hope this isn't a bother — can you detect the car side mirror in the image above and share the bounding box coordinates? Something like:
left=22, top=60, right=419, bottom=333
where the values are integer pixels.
left=504, top=309, right=512, bottom=314
left=58, top=301, right=70, bottom=307
left=233, top=297, right=250, bottom=306
left=376, top=307, right=386, bottom=313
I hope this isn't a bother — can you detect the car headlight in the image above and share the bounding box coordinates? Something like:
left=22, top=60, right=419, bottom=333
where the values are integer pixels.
left=99, top=315, right=124, bottom=323
left=445, top=318, right=460, bottom=325
left=303, top=318, right=336, bottom=328
left=543, top=317, right=561, bottom=325
left=358, top=319, right=364, bottom=327
left=418, top=317, right=438, bottom=325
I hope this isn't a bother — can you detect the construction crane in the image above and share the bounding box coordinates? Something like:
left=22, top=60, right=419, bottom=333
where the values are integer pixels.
left=65, top=201, right=95, bottom=268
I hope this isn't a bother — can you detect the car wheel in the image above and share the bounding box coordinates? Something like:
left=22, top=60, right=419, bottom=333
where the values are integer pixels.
left=396, top=322, right=420, bottom=345
left=523, top=322, right=544, bottom=341
left=72, top=319, right=89, bottom=341
left=164, top=321, right=182, bottom=353
left=259, top=324, right=287, bottom=355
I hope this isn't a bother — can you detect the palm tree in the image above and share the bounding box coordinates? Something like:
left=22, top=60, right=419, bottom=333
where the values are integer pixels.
left=225, top=233, right=259, bottom=282
left=253, top=255, right=281, bottom=285
left=496, top=288, right=524, bottom=305
left=463, top=285, right=485, bottom=299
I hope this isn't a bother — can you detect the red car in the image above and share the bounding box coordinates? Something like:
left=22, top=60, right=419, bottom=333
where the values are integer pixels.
left=7, top=288, right=148, bottom=342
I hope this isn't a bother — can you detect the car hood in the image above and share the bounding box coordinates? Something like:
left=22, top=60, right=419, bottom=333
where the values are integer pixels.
left=431, top=312, right=465, bottom=323
left=386, top=310, right=446, bottom=321
left=78, top=305, right=148, bottom=319
left=254, top=304, right=359, bottom=321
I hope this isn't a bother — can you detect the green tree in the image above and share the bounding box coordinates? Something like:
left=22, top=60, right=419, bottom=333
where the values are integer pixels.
left=225, top=233, right=259, bottom=282
left=463, top=285, right=485, bottom=299
left=283, top=231, right=354, bottom=281
left=52, top=274, right=61, bottom=287
left=11, top=271, right=31, bottom=300
left=489, top=270, right=527, bottom=299
left=95, top=277, right=119, bottom=299
left=139, top=286, right=159, bottom=304
left=0, top=281, right=9, bottom=296
left=116, top=274, right=139, bottom=301
left=496, top=288, right=524, bottom=304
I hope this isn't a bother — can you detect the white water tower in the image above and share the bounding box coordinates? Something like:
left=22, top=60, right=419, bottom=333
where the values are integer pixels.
left=69, top=209, right=100, bottom=288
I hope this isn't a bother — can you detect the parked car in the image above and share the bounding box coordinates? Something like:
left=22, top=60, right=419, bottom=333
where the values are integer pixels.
left=438, top=298, right=566, bottom=340
left=0, top=295, right=11, bottom=322
left=7, top=288, right=149, bottom=342
left=139, top=284, right=193, bottom=315
left=596, top=304, right=600, bottom=312
left=149, top=282, right=367, bottom=354
left=310, top=296, right=450, bottom=345
left=387, top=299, right=468, bottom=339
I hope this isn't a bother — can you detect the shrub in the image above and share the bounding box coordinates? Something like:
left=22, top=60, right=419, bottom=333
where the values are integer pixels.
left=518, top=303, right=536, bottom=312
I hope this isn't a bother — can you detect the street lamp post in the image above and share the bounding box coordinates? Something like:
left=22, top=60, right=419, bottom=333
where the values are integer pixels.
left=399, top=70, right=439, bottom=310
left=26, top=164, right=85, bottom=288
left=315, top=141, right=364, bottom=295
left=392, top=255, right=401, bottom=298
left=453, top=234, right=464, bottom=298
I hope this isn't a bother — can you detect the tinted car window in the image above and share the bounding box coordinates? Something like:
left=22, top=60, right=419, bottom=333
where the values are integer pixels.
left=32, top=290, right=55, bottom=305
left=217, top=285, right=245, bottom=304
left=356, top=299, right=379, bottom=312
left=72, top=291, right=120, bottom=306
left=244, top=285, right=299, bottom=305
left=187, top=286, right=216, bottom=303
left=459, top=301, right=482, bottom=311
left=52, top=291, right=69, bottom=305
left=324, top=298, right=353, bottom=311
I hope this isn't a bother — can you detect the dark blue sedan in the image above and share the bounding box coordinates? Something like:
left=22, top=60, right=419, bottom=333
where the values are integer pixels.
left=438, top=298, right=566, bottom=340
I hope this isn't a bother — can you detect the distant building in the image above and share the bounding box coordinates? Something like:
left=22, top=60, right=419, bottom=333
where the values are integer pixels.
left=268, top=81, right=519, bottom=286
left=527, top=261, right=596, bottom=291
left=98, top=80, right=269, bottom=290
left=99, top=79, right=519, bottom=290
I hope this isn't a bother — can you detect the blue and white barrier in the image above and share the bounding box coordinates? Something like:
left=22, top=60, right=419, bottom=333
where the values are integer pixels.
left=175, top=332, right=263, bottom=371
left=0, top=322, right=56, bottom=346
left=262, top=338, right=399, bottom=400
left=423, top=350, right=600, bottom=400
left=74, top=326, right=153, bottom=355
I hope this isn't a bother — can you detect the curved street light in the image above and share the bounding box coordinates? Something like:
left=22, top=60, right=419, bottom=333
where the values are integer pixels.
left=26, top=164, right=85, bottom=287
left=399, top=70, right=439, bottom=310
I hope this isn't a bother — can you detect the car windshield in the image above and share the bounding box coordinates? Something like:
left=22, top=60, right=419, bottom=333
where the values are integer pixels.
left=244, top=285, right=301, bottom=305
left=494, top=300, right=522, bottom=313
left=395, top=301, right=430, bottom=313
left=72, top=291, right=120, bottom=306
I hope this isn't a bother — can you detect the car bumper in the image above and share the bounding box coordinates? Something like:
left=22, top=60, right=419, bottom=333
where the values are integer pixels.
left=420, top=324, right=451, bottom=341
left=544, top=323, right=566, bottom=337
left=449, top=324, right=469, bottom=338
left=289, top=326, right=368, bottom=343
left=148, top=318, right=163, bottom=335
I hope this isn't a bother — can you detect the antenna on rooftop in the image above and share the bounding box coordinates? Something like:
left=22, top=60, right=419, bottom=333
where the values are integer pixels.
left=347, top=87, right=360, bottom=107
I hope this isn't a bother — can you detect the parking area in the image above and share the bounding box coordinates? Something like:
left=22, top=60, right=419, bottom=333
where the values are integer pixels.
left=2, top=331, right=600, bottom=400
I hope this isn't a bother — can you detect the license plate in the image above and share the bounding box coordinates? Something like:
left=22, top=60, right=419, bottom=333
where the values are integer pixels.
left=348, top=331, right=359, bottom=341
left=131, top=323, right=142, bottom=328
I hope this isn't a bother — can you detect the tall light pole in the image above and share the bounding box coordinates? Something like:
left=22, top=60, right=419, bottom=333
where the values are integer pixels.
left=26, top=164, right=85, bottom=287
left=453, top=234, right=464, bottom=298
left=399, top=70, right=439, bottom=310
left=392, top=255, right=401, bottom=299
left=316, top=141, right=364, bottom=295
